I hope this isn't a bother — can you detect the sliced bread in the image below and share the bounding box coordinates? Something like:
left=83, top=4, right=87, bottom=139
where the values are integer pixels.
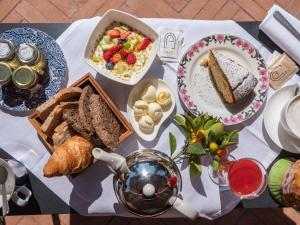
left=89, top=94, right=120, bottom=150
left=36, top=87, right=82, bottom=121
left=41, top=101, right=78, bottom=136
left=78, top=86, right=95, bottom=136
left=63, top=108, right=103, bottom=146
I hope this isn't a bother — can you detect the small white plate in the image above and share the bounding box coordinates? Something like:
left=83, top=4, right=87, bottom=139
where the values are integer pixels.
left=264, top=84, right=300, bottom=154
left=0, top=158, right=15, bottom=208
left=127, top=79, right=175, bottom=141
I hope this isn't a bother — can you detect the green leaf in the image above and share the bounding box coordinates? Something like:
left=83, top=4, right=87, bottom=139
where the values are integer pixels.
left=212, top=156, right=220, bottom=172
left=169, top=132, right=177, bottom=156
left=173, top=115, right=190, bottom=138
left=207, top=131, right=216, bottom=142
left=189, top=157, right=202, bottom=176
left=194, top=116, right=202, bottom=130
left=173, top=114, right=186, bottom=127
left=203, top=119, right=215, bottom=130
left=228, top=130, right=239, bottom=140
left=187, top=142, right=206, bottom=155
left=184, top=112, right=196, bottom=130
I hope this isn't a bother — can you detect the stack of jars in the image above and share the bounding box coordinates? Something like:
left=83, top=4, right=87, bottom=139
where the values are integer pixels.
left=0, top=39, right=46, bottom=90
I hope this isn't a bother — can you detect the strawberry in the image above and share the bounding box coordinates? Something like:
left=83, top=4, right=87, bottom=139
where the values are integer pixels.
left=108, top=44, right=123, bottom=54
left=167, top=176, right=177, bottom=187
left=126, top=53, right=136, bottom=65
left=110, top=53, right=122, bottom=63
left=120, top=48, right=129, bottom=59
left=120, top=31, right=132, bottom=40
left=103, top=51, right=112, bottom=62
left=107, top=29, right=120, bottom=38
left=136, top=38, right=151, bottom=51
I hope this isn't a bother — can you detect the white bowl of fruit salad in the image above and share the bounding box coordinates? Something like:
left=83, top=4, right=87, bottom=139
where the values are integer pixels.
left=84, top=10, right=159, bottom=85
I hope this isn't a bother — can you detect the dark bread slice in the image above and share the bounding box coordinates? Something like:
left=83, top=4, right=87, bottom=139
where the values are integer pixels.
left=89, top=94, right=120, bottom=150
left=78, top=86, right=95, bottom=136
left=63, top=108, right=103, bottom=146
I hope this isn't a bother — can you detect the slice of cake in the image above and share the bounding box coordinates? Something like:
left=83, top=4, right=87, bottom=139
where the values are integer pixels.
left=208, top=50, right=258, bottom=104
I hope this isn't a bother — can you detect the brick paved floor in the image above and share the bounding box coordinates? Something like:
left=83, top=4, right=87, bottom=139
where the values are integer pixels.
left=1, top=0, right=300, bottom=224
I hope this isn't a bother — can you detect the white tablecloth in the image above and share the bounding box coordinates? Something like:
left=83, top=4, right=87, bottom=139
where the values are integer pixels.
left=1, top=17, right=297, bottom=220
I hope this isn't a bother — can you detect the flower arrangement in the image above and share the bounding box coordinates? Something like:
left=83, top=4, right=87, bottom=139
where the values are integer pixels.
left=169, top=112, right=239, bottom=176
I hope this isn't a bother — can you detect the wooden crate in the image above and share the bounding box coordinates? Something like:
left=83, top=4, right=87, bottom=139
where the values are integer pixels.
left=28, top=73, right=134, bottom=153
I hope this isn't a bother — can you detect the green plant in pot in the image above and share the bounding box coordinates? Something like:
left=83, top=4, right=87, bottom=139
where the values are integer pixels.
left=169, top=112, right=239, bottom=176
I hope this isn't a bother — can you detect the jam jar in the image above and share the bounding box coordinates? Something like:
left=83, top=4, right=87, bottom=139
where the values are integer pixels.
left=0, top=39, right=19, bottom=70
left=16, top=43, right=46, bottom=76
left=0, top=62, right=12, bottom=86
left=12, top=66, right=37, bottom=90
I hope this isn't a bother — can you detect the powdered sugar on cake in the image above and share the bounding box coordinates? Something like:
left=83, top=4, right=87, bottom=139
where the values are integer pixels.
left=212, top=50, right=258, bottom=102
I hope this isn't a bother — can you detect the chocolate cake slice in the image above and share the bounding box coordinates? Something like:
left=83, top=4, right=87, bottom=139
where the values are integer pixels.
left=208, top=50, right=258, bottom=104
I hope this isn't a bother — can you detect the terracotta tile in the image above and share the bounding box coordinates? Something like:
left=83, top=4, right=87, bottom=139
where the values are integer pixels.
left=31, top=215, right=55, bottom=225
left=124, top=0, right=161, bottom=18
left=71, top=0, right=106, bottom=20
left=93, top=0, right=125, bottom=16
left=194, top=0, right=228, bottom=19
left=255, top=0, right=278, bottom=11
left=277, top=0, right=292, bottom=8
left=164, top=0, right=188, bottom=12
left=27, top=0, right=71, bottom=22
left=16, top=216, right=40, bottom=225
left=287, top=0, right=300, bottom=18
left=49, top=0, right=79, bottom=17
left=283, top=207, right=300, bottom=225
left=2, top=9, right=24, bottom=23
left=15, top=0, right=48, bottom=22
left=5, top=216, right=24, bottom=225
left=233, top=9, right=255, bottom=21
left=214, top=0, right=240, bottom=20
left=235, top=0, right=267, bottom=20
left=0, top=0, right=20, bottom=21
left=178, top=0, right=209, bottom=19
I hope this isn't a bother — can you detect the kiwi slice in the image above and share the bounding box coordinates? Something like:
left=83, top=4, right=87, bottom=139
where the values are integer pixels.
left=268, top=159, right=293, bottom=204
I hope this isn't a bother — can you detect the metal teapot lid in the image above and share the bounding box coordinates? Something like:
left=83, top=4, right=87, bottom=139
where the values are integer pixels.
left=113, top=149, right=181, bottom=217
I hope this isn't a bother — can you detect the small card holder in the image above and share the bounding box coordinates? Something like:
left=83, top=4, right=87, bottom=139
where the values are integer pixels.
left=267, top=52, right=299, bottom=89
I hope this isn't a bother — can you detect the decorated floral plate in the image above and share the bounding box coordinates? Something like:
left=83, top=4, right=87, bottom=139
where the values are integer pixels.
left=0, top=27, right=67, bottom=112
left=177, top=34, right=268, bottom=126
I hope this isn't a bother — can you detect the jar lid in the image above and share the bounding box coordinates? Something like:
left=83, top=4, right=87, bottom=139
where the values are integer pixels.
left=0, top=39, right=15, bottom=61
left=16, top=43, right=38, bottom=65
left=0, top=62, right=12, bottom=85
left=12, top=66, right=36, bottom=89
left=114, top=150, right=181, bottom=217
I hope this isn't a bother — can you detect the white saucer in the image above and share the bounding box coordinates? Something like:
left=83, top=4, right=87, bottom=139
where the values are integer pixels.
left=263, top=84, right=300, bottom=154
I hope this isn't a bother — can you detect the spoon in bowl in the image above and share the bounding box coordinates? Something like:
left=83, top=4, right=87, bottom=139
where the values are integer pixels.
left=0, top=166, right=8, bottom=216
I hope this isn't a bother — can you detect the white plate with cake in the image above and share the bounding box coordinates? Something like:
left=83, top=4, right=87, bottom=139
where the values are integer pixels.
left=177, top=34, right=269, bottom=126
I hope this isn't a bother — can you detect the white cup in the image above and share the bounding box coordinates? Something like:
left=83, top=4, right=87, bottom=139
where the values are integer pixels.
left=280, top=93, right=300, bottom=139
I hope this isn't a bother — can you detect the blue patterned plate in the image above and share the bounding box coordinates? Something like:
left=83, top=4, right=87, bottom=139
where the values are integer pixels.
left=0, top=27, right=66, bottom=112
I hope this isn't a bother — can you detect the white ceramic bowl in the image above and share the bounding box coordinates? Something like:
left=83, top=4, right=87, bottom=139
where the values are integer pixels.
left=127, top=78, right=175, bottom=141
left=84, top=9, right=159, bottom=85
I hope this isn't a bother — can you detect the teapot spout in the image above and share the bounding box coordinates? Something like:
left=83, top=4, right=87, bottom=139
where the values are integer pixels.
left=92, top=148, right=130, bottom=174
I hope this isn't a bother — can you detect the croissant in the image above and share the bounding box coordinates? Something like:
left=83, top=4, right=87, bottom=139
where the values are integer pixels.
left=43, top=135, right=94, bottom=177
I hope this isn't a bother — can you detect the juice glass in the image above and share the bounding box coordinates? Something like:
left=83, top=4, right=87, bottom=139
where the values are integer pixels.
left=208, top=157, right=267, bottom=199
